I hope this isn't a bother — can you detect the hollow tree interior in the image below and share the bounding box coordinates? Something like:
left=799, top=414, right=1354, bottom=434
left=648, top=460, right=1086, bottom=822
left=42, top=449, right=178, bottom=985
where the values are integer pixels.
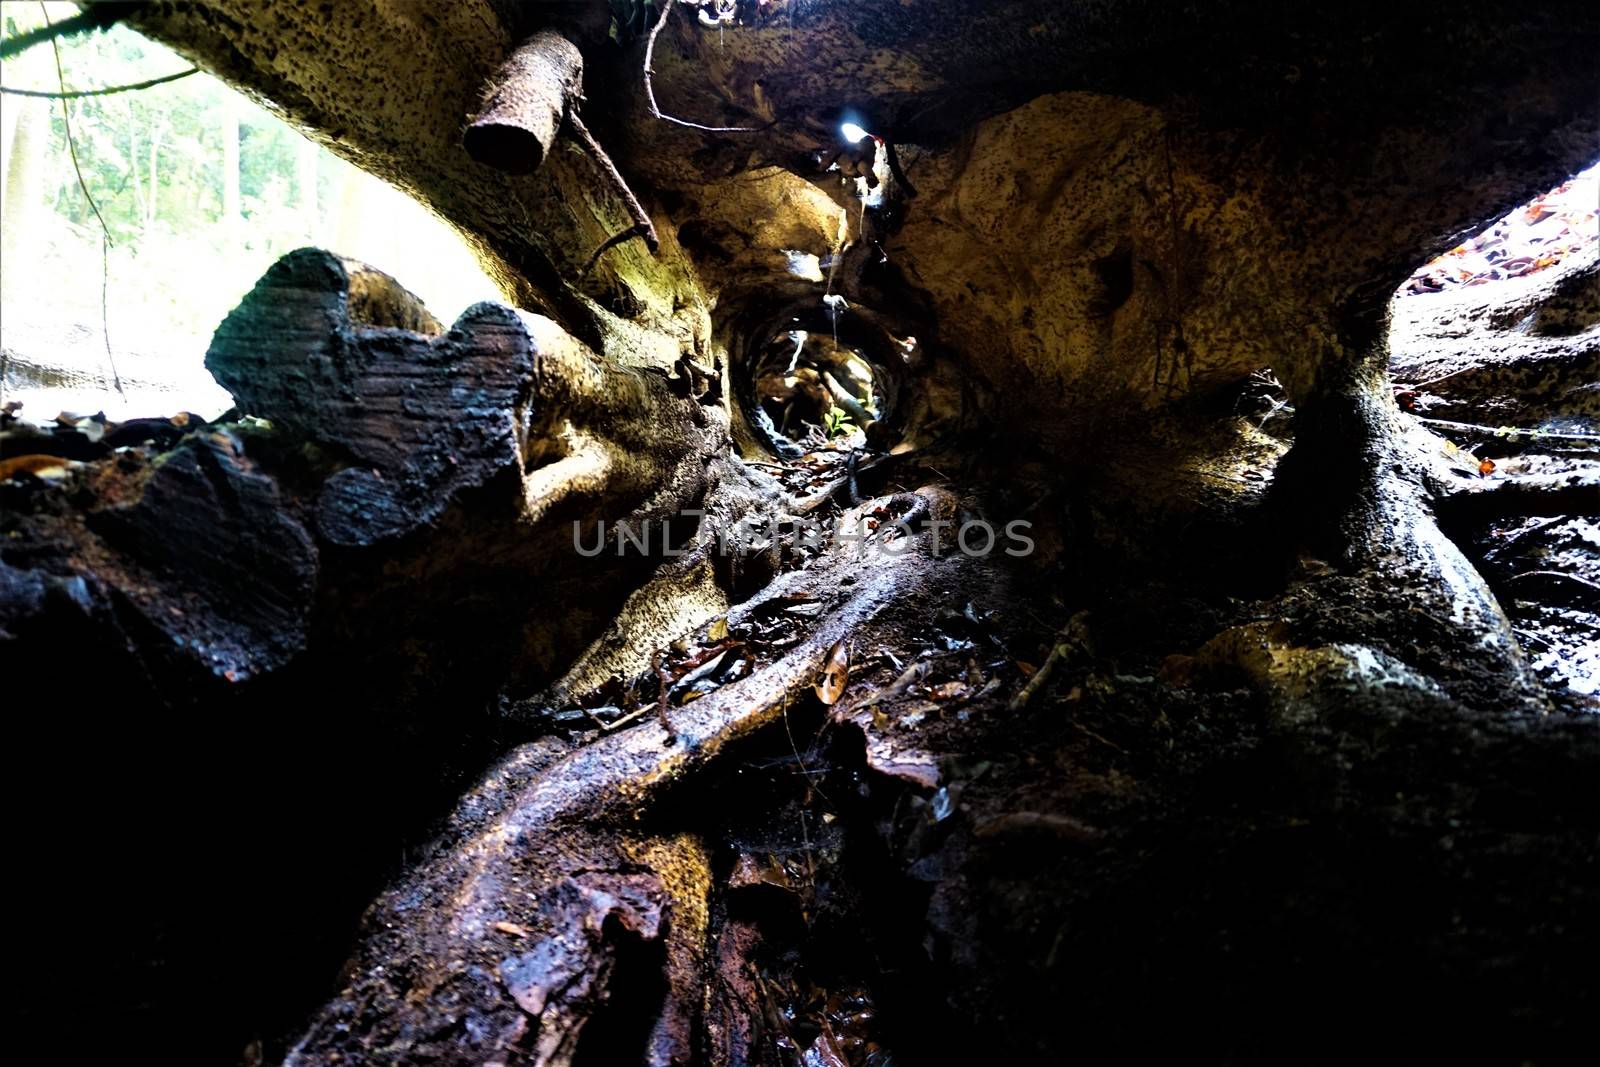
left=0, top=2, right=1596, bottom=1064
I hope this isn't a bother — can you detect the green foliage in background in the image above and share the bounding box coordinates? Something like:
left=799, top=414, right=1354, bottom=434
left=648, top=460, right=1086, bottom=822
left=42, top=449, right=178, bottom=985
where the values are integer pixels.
left=1, top=4, right=499, bottom=415
left=3, top=6, right=325, bottom=331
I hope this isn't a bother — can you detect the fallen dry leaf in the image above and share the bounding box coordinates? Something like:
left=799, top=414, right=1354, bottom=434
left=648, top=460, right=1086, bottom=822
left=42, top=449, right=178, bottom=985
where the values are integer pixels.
left=814, top=639, right=850, bottom=705
left=1479, top=458, right=1496, bottom=476
left=491, top=921, right=529, bottom=937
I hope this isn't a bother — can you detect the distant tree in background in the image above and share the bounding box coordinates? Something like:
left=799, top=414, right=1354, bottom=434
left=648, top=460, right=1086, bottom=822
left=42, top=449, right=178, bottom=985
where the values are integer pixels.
left=0, top=3, right=499, bottom=416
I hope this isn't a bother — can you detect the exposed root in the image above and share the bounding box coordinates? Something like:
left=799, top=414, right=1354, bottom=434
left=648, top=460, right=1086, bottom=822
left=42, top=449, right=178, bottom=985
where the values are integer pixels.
left=643, top=0, right=768, bottom=134
left=282, top=487, right=999, bottom=1065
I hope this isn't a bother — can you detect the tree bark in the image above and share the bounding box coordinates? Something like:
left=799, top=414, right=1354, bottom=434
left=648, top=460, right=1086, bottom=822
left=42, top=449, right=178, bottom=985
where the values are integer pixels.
left=463, top=28, right=583, bottom=175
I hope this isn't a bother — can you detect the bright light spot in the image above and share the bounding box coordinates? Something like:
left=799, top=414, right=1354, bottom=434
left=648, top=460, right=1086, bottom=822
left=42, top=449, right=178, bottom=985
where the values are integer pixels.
left=0, top=12, right=503, bottom=421
left=840, top=122, right=871, bottom=144
left=1402, top=160, right=1598, bottom=296
left=784, top=250, right=824, bottom=282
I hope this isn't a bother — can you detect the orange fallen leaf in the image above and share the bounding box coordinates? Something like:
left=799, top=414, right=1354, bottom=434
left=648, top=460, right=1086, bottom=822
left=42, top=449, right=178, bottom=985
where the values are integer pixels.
left=492, top=921, right=529, bottom=937
left=0, top=454, right=74, bottom=482
left=1479, top=458, right=1496, bottom=475
left=814, top=640, right=850, bottom=705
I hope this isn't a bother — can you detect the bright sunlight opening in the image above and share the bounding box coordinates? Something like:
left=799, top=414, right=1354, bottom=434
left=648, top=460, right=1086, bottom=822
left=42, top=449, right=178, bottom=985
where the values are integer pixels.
left=0, top=4, right=503, bottom=421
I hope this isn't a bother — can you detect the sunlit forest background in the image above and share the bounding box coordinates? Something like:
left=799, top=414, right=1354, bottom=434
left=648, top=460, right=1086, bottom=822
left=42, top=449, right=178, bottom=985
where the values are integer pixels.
left=1, top=2, right=502, bottom=419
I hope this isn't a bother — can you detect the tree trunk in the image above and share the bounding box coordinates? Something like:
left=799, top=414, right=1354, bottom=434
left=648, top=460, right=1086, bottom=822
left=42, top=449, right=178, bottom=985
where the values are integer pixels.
left=220, top=92, right=240, bottom=245
left=126, top=100, right=144, bottom=229
left=0, top=95, right=48, bottom=271
left=145, top=122, right=160, bottom=227
left=296, top=134, right=317, bottom=238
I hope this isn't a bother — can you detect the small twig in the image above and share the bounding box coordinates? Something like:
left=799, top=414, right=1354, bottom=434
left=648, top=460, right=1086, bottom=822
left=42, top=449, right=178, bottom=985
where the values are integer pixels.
left=595, top=649, right=679, bottom=736
left=1414, top=416, right=1600, bottom=443
left=1, top=66, right=197, bottom=98
left=653, top=651, right=676, bottom=740
left=1009, top=611, right=1089, bottom=712
left=644, top=0, right=768, bottom=133
left=1010, top=640, right=1067, bottom=712
left=1394, top=364, right=1473, bottom=392
left=1072, top=721, right=1125, bottom=754
left=1497, top=514, right=1569, bottom=549
left=1512, top=628, right=1552, bottom=650
left=598, top=704, right=653, bottom=732
left=1505, top=570, right=1600, bottom=593
left=578, top=223, right=654, bottom=277
left=45, top=3, right=122, bottom=398
left=567, top=108, right=659, bottom=275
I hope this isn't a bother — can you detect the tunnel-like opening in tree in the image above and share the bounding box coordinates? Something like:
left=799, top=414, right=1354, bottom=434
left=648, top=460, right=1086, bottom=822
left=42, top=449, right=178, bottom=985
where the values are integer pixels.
left=750, top=329, right=879, bottom=450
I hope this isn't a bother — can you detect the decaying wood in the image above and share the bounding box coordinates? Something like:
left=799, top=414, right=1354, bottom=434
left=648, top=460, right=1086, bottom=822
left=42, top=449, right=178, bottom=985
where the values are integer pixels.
left=1008, top=609, right=1089, bottom=711
left=208, top=250, right=520, bottom=546
left=283, top=488, right=1003, bottom=1066
left=7, top=2, right=1599, bottom=1063
left=463, top=28, right=584, bottom=175
left=2, top=246, right=734, bottom=695
left=463, top=17, right=665, bottom=275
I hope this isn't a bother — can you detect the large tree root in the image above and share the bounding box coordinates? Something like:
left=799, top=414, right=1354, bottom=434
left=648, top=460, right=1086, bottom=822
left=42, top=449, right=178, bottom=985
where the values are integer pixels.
left=278, top=365, right=1587, bottom=1065
left=282, top=485, right=1012, bottom=1065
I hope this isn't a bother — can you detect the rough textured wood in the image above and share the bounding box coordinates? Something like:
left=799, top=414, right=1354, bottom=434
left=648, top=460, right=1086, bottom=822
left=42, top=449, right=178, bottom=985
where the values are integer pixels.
left=282, top=489, right=994, bottom=1067
left=1, top=242, right=732, bottom=692
left=129, top=1, right=1599, bottom=432
left=86, top=429, right=319, bottom=678
left=207, top=249, right=535, bottom=546
left=5, top=5, right=1596, bottom=1063
left=464, top=28, right=583, bottom=175
left=128, top=0, right=712, bottom=355
left=2, top=424, right=317, bottom=682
